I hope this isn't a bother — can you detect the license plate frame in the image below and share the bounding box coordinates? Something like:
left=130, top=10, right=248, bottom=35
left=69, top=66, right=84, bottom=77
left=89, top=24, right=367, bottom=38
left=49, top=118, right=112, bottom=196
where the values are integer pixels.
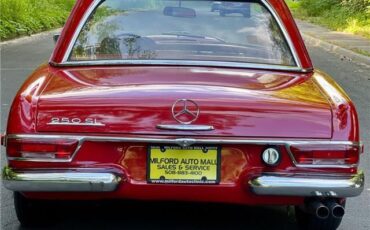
left=147, top=145, right=221, bottom=184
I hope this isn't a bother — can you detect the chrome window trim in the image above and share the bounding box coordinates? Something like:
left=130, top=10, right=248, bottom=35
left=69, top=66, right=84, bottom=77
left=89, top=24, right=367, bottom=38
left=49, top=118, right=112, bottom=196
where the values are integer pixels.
left=62, top=0, right=101, bottom=63
left=58, top=0, right=305, bottom=71
left=51, top=60, right=311, bottom=73
left=261, top=0, right=302, bottom=68
left=6, top=134, right=360, bottom=169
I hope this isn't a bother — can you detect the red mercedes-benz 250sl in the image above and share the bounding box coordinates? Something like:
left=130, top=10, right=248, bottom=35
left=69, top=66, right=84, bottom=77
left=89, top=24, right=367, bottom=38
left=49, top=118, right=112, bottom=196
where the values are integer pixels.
left=2, top=0, right=365, bottom=229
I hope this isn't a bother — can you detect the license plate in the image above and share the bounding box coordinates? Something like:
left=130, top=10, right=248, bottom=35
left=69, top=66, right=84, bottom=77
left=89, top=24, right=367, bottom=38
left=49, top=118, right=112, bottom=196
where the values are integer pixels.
left=147, top=145, right=221, bottom=184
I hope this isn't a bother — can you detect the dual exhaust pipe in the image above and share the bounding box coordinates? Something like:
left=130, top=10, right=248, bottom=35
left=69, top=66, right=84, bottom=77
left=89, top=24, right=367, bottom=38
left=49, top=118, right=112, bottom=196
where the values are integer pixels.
left=307, top=199, right=345, bottom=219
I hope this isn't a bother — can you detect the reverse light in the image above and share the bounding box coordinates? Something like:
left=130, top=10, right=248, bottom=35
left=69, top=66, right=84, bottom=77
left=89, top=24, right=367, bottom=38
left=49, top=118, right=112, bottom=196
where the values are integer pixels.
left=7, top=138, right=78, bottom=160
left=290, top=144, right=360, bottom=166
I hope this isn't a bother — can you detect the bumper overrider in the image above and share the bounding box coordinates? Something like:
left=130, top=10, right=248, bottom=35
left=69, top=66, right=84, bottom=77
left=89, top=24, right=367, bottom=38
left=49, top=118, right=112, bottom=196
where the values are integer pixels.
left=2, top=167, right=364, bottom=197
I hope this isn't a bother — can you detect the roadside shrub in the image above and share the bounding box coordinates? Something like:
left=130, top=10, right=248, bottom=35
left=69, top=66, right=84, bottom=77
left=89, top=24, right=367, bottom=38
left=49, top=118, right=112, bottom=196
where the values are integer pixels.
left=286, top=0, right=370, bottom=39
left=341, top=0, right=370, bottom=12
left=299, top=0, right=341, bottom=16
left=0, top=0, right=76, bottom=40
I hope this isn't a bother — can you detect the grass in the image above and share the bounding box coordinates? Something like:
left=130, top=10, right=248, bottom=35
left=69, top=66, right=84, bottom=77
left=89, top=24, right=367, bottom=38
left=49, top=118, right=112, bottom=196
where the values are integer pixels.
left=286, top=0, right=370, bottom=39
left=0, top=0, right=76, bottom=41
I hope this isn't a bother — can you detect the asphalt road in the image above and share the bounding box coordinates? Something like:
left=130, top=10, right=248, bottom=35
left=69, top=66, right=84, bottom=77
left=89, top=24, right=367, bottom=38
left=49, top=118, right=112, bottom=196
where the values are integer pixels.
left=1, top=33, right=370, bottom=229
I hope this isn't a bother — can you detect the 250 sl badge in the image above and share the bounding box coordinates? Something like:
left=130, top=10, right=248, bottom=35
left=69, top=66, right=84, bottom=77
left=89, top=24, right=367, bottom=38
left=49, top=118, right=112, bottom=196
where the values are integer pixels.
left=47, top=117, right=105, bottom=126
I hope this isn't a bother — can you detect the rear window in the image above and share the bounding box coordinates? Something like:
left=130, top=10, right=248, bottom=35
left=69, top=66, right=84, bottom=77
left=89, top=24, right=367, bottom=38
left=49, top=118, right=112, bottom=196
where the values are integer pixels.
left=69, top=0, right=296, bottom=66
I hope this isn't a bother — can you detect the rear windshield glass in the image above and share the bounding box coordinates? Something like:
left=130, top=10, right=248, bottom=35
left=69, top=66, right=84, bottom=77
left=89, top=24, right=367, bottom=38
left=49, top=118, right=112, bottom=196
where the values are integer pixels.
left=69, top=0, right=296, bottom=66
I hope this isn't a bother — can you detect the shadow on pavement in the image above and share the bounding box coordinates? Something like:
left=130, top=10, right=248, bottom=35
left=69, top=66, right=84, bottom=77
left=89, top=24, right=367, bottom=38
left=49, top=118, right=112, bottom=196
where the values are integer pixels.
left=17, top=200, right=299, bottom=230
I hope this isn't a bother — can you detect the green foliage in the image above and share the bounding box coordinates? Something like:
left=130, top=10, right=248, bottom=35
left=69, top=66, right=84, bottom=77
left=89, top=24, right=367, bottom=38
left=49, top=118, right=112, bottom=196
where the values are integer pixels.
left=286, top=0, right=370, bottom=38
left=300, top=0, right=340, bottom=16
left=0, top=0, right=76, bottom=40
left=341, top=0, right=370, bottom=13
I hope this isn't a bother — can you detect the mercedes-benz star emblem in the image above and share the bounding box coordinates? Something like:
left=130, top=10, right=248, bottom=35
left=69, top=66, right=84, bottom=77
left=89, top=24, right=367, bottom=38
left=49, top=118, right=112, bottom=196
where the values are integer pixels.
left=172, top=99, right=200, bottom=125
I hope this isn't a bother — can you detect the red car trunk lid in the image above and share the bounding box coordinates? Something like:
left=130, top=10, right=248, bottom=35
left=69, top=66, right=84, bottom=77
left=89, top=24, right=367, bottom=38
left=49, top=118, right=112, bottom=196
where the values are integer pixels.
left=36, top=67, right=332, bottom=138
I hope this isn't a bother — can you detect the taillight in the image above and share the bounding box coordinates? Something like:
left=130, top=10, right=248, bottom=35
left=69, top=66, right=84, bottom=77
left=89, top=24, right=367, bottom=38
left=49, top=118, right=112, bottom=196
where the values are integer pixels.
left=7, top=138, right=78, bottom=160
left=290, top=144, right=360, bottom=166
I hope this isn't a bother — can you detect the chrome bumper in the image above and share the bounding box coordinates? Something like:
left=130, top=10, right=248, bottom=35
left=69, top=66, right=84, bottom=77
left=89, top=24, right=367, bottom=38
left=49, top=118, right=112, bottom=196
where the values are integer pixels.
left=249, top=171, right=365, bottom=197
left=2, top=168, right=121, bottom=192
left=2, top=167, right=364, bottom=197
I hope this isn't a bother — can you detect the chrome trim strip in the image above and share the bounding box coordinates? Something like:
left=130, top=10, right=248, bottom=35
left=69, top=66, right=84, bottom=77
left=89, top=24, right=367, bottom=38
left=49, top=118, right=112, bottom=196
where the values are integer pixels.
left=249, top=171, right=365, bottom=197
left=3, top=169, right=121, bottom=192
left=58, top=0, right=306, bottom=72
left=292, top=163, right=358, bottom=169
left=156, top=124, right=215, bottom=131
left=7, top=134, right=358, bottom=146
left=6, top=134, right=360, bottom=169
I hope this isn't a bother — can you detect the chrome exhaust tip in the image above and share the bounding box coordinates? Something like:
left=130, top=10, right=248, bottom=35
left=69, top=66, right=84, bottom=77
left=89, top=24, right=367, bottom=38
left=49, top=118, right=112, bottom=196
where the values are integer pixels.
left=325, top=200, right=345, bottom=219
left=307, top=200, right=330, bottom=219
